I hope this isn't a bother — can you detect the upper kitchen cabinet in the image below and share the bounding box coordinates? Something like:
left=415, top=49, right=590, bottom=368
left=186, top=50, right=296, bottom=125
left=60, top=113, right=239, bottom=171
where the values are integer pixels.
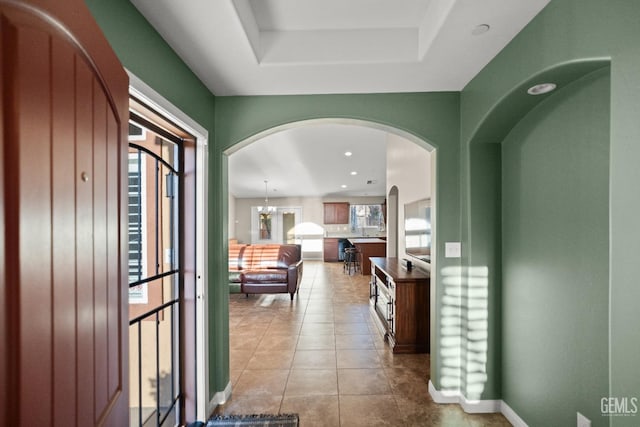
left=323, top=202, right=350, bottom=224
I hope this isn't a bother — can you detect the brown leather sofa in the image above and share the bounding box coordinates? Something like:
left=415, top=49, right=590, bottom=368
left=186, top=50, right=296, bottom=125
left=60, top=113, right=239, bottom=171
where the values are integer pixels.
left=229, top=243, right=303, bottom=300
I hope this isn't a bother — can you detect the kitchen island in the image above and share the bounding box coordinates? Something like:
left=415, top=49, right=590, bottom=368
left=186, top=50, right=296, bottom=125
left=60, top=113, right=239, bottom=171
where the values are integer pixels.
left=348, top=238, right=387, bottom=275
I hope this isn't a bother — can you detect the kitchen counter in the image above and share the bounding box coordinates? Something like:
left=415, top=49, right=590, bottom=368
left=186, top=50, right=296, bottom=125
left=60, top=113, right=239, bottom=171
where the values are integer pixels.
left=347, top=238, right=387, bottom=275
left=325, top=234, right=385, bottom=238
left=323, top=236, right=387, bottom=264
left=347, top=238, right=386, bottom=244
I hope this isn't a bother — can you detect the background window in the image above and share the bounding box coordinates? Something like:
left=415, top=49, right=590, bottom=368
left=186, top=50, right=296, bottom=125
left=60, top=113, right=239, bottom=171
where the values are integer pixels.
left=350, top=204, right=383, bottom=233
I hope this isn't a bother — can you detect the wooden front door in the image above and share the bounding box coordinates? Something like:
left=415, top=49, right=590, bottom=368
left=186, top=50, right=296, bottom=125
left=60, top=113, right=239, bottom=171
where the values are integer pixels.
left=1, top=1, right=129, bottom=425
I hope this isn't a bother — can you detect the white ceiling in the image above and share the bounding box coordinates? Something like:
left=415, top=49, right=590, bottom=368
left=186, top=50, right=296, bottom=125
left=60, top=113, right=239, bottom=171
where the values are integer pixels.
left=130, top=0, right=550, bottom=197
left=228, top=124, right=388, bottom=198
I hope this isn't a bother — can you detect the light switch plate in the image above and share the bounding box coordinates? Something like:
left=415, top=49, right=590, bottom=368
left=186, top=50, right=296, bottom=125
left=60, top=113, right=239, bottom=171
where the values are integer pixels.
left=445, top=242, right=461, bottom=258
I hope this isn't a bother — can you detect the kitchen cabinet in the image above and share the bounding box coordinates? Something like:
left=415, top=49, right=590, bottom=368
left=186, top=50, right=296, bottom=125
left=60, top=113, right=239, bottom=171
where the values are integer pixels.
left=323, top=238, right=340, bottom=262
left=323, top=202, right=350, bottom=224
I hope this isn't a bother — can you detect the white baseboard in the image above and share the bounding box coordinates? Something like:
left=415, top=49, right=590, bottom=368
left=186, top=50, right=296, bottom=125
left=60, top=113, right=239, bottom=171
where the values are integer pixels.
left=460, top=397, right=502, bottom=414
left=428, top=380, right=462, bottom=404
left=428, top=380, right=528, bottom=426
left=208, top=381, right=232, bottom=415
left=500, top=400, right=529, bottom=427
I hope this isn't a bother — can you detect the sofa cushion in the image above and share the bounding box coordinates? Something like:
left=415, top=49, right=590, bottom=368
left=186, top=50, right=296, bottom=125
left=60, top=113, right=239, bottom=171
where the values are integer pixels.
left=242, top=244, right=301, bottom=270
left=229, top=243, right=249, bottom=271
left=241, top=283, right=288, bottom=295
left=241, top=269, right=288, bottom=283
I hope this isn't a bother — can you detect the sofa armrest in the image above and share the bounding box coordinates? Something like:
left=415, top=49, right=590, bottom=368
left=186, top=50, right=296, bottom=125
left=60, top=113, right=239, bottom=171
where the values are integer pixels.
left=287, top=260, right=304, bottom=294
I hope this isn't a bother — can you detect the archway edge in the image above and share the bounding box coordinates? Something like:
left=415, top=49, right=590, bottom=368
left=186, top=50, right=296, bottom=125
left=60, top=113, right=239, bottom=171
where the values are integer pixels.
left=223, top=117, right=436, bottom=155
left=214, top=92, right=459, bottom=155
left=466, top=57, right=610, bottom=146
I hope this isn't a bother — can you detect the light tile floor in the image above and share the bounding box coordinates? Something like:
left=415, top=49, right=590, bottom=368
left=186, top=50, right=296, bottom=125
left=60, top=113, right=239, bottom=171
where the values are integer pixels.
left=215, top=261, right=511, bottom=426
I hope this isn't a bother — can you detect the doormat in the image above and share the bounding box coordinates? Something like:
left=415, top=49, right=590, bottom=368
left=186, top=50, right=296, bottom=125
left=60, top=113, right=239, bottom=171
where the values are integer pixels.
left=204, top=413, right=299, bottom=427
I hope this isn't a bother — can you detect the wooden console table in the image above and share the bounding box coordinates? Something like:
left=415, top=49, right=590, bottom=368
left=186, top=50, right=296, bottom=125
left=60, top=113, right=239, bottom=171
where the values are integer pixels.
left=369, top=257, right=430, bottom=353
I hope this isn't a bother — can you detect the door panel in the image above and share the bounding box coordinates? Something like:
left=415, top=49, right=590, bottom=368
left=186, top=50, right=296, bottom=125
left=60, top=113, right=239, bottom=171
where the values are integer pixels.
left=16, top=23, right=53, bottom=427
left=107, top=110, right=121, bottom=415
left=51, top=37, right=78, bottom=425
left=93, top=78, right=110, bottom=422
left=1, top=1, right=129, bottom=425
left=76, top=59, right=97, bottom=426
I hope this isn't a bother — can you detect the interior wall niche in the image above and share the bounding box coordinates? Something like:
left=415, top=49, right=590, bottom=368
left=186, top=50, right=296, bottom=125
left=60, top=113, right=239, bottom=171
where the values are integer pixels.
left=500, top=67, right=610, bottom=425
left=387, top=186, right=399, bottom=257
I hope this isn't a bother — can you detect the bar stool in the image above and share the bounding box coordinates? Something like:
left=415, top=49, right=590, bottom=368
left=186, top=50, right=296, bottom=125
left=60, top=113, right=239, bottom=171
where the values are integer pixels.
left=343, top=247, right=360, bottom=275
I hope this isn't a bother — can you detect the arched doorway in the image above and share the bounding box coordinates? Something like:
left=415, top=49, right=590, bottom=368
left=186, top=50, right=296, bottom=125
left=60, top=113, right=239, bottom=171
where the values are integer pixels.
left=387, top=186, right=399, bottom=257
left=222, top=118, right=436, bottom=404
left=225, top=118, right=435, bottom=268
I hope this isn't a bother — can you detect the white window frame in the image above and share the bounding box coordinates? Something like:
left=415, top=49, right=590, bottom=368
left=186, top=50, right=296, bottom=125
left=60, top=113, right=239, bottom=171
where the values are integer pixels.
left=128, top=71, right=210, bottom=421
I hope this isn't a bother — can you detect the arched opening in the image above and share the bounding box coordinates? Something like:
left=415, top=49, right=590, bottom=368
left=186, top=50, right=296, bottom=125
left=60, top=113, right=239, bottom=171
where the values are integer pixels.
left=387, top=186, right=399, bottom=257
left=221, top=118, right=437, bottom=413
left=225, top=118, right=435, bottom=269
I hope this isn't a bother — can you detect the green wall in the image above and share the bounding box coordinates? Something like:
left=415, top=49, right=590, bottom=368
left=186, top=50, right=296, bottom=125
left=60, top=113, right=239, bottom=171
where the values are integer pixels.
left=501, top=68, right=610, bottom=425
left=84, top=0, right=215, bottom=130
left=83, top=0, right=225, bottom=402
left=84, top=0, right=464, bottom=404
left=86, top=0, right=640, bottom=424
left=214, top=93, right=461, bottom=393
left=462, top=0, right=640, bottom=425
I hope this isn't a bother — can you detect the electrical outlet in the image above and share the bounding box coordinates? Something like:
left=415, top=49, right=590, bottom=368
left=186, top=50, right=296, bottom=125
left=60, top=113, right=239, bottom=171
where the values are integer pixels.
left=576, top=412, right=591, bottom=427
left=445, top=242, right=461, bottom=258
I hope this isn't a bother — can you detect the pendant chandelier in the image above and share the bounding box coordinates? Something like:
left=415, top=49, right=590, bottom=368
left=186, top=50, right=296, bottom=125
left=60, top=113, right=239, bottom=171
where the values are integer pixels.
left=259, top=180, right=275, bottom=215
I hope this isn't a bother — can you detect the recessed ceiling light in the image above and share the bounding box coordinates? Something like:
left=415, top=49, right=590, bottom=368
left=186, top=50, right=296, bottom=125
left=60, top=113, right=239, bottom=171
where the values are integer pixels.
left=344, top=151, right=352, bottom=157
left=341, top=184, right=347, bottom=188
left=527, top=83, right=557, bottom=95
left=472, top=24, right=490, bottom=36
left=350, top=171, right=357, bottom=175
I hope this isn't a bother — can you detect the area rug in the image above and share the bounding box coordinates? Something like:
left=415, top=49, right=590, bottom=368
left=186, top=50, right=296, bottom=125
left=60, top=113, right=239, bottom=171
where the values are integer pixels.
left=204, top=413, right=299, bottom=426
